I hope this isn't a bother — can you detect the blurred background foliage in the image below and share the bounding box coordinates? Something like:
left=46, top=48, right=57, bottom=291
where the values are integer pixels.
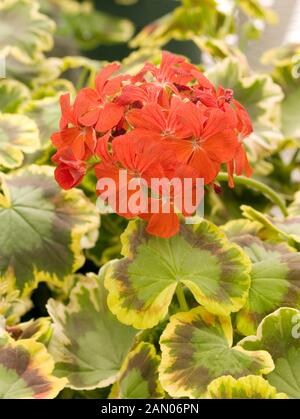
left=1, top=0, right=299, bottom=209
left=0, top=1, right=300, bottom=386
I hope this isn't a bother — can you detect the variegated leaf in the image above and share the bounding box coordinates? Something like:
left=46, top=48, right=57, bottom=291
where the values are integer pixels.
left=159, top=307, right=274, bottom=398
left=242, top=205, right=300, bottom=245
left=0, top=278, right=32, bottom=324
left=0, top=0, right=55, bottom=62
left=240, top=308, right=300, bottom=399
left=21, top=96, right=61, bottom=148
left=57, top=2, right=134, bottom=50
left=206, top=57, right=284, bottom=163
left=232, top=235, right=300, bottom=335
left=0, top=114, right=40, bottom=168
left=206, top=375, right=288, bottom=399
left=5, top=317, right=52, bottom=345
left=221, top=218, right=263, bottom=240
left=47, top=266, right=137, bottom=390
left=111, top=342, right=164, bottom=399
left=0, top=79, right=30, bottom=113
left=0, top=165, right=99, bottom=295
left=0, top=331, right=66, bottom=399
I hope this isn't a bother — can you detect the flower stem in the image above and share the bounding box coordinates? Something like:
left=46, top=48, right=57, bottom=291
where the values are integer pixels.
left=216, top=172, right=288, bottom=217
left=76, top=67, right=89, bottom=91
left=176, top=283, right=189, bottom=312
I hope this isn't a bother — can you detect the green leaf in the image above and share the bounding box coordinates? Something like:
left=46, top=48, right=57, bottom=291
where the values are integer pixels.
left=0, top=79, right=30, bottom=113
left=263, top=45, right=300, bottom=140
left=57, top=3, right=134, bottom=50
left=193, top=36, right=246, bottom=61
left=232, top=235, right=300, bottom=335
left=206, top=57, right=284, bottom=163
left=0, top=0, right=55, bottom=62
left=0, top=278, right=32, bottom=324
left=242, top=205, right=300, bottom=245
left=121, top=49, right=162, bottom=76
left=21, top=96, right=61, bottom=148
left=240, top=308, right=300, bottom=399
left=221, top=218, right=263, bottom=240
left=130, top=2, right=222, bottom=49
left=0, top=165, right=99, bottom=295
left=159, top=306, right=274, bottom=398
left=86, top=214, right=126, bottom=267
left=207, top=57, right=283, bottom=121
left=281, top=86, right=300, bottom=139
left=4, top=52, right=62, bottom=86
left=0, top=113, right=40, bottom=168
left=5, top=317, right=52, bottom=345
left=244, top=122, right=284, bottom=163
left=206, top=375, right=288, bottom=399
left=47, top=266, right=137, bottom=390
left=105, top=219, right=251, bottom=329
left=237, top=0, right=277, bottom=22
left=111, top=342, right=164, bottom=399
left=0, top=331, right=66, bottom=399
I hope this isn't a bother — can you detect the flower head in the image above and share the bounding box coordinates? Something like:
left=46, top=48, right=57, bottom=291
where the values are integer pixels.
left=51, top=51, right=253, bottom=238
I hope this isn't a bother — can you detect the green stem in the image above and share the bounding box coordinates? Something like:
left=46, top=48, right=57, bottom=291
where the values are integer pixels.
left=291, top=148, right=300, bottom=166
left=176, top=283, right=189, bottom=312
left=76, top=67, right=89, bottom=91
left=216, top=172, right=288, bottom=217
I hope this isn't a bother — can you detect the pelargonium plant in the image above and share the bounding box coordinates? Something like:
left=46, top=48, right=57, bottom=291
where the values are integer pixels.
left=51, top=51, right=253, bottom=238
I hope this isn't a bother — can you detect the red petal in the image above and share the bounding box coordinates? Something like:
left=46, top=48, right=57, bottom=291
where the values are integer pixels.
left=55, top=163, right=86, bottom=190
left=51, top=131, right=63, bottom=148
left=95, top=103, right=124, bottom=133
left=85, top=127, right=97, bottom=154
left=227, top=160, right=235, bottom=188
left=103, top=75, right=125, bottom=97
left=59, top=93, right=72, bottom=129
left=234, top=100, right=253, bottom=137
left=203, top=108, right=229, bottom=139
left=96, top=63, right=120, bottom=94
left=191, top=69, right=214, bottom=90
left=178, top=102, right=206, bottom=138
left=76, top=88, right=100, bottom=126
left=95, top=132, right=112, bottom=162
left=235, top=145, right=253, bottom=177
left=146, top=210, right=180, bottom=238
left=167, top=138, right=194, bottom=164
left=80, top=109, right=101, bottom=127
left=72, top=137, right=85, bottom=160
left=189, top=149, right=220, bottom=184
left=127, top=104, right=166, bottom=132
left=204, top=129, right=239, bottom=163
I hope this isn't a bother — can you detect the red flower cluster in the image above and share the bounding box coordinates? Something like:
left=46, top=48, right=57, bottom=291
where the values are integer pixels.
left=51, top=52, right=253, bottom=238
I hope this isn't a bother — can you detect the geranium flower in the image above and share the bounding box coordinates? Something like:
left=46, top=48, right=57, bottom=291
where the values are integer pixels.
left=52, top=151, right=87, bottom=190
left=52, top=92, right=97, bottom=160
left=51, top=127, right=96, bottom=161
left=169, top=102, right=239, bottom=184
left=140, top=164, right=202, bottom=238
left=133, top=51, right=195, bottom=87
left=95, top=132, right=177, bottom=218
left=117, top=83, right=166, bottom=107
left=227, top=101, right=253, bottom=186
left=77, top=63, right=125, bottom=132
left=127, top=96, right=190, bottom=140
left=51, top=50, right=253, bottom=238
